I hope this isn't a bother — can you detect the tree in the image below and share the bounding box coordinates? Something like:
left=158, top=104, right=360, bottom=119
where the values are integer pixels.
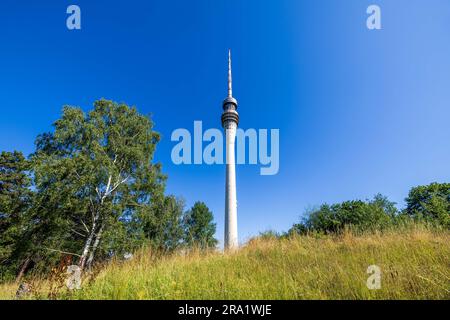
left=31, top=99, right=166, bottom=270
left=0, top=151, right=32, bottom=279
left=404, top=182, right=450, bottom=228
left=286, top=223, right=308, bottom=236
left=134, top=195, right=185, bottom=252
left=289, top=194, right=398, bottom=234
left=183, top=202, right=218, bottom=249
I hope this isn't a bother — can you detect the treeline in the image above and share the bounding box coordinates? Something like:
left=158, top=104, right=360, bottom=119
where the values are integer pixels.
left=0, top=100, right=217, bottom=282
left=283, top=183, right=449, bottom=237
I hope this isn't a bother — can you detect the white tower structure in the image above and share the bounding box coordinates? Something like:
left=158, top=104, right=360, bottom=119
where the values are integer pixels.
left=222, top=50, right=239, bottom=250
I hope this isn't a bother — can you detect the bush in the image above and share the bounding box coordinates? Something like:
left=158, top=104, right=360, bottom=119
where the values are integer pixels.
left=289, top=194, right=397, bottom=235
left=404, top=182, right=449, bottom=228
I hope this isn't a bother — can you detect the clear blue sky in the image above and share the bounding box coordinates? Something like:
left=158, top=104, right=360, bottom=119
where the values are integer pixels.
left=1, top=1, right=449, bottom=245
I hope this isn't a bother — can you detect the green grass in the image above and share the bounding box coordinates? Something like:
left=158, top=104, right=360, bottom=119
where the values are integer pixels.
left=1, top=226, right=449, bottom=300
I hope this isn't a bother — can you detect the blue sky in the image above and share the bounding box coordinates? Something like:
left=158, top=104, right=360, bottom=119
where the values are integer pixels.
left=0, top=1, right=449, bottom=245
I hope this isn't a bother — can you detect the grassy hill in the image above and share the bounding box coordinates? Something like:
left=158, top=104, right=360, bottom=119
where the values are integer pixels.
left=1, top=225, right=449, bottom=300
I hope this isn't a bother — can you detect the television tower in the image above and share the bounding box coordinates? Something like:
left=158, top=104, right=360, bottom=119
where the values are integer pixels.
left=221, top=50, right=239, bottom=250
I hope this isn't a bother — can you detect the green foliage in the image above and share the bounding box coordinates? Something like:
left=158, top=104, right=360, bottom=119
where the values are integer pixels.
left=288, top=185, right=449, bottom=236
left=0, top=151, right=32, bottom=279
left=256, top=230, right=281, bottom=241
left=183, top=202, right=218, bottom=249
left=289, top=194, right=398, bottom=235
left=136, top=195, right=185, bottom=251
left=30, top=99, right=169, bottom=270
left=286, top=223, right=308, bottom=237
left=404, top=182, right=450, bottom=228
left=2, top=99, right=172, bottom=275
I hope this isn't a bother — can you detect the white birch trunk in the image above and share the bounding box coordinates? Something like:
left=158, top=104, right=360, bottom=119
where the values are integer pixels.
left=86, top=223, right=104, bottom=269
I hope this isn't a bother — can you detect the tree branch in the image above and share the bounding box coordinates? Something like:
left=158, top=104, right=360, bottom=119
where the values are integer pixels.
left=108, top=175, right=130, bottom=196
left=42, top=247, right=81, bottom=257
left=70, top=228, right=87, bottom=238
left=80, top=219, right=90, bottom=234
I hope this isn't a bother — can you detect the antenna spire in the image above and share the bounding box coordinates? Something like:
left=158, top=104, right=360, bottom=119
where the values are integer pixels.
left=228, top=49, right=232, bottom=98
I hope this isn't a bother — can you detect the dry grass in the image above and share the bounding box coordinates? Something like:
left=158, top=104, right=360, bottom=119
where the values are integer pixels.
left=0, top=282, right=18, bottom=300
left=1, top=226, right=449, bottom=300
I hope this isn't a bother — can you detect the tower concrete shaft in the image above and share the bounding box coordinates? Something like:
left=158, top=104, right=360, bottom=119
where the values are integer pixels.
left=222, top=50, right=239, bottom=250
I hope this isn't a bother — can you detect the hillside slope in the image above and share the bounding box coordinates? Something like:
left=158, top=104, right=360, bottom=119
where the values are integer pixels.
left=1, top=227, right=449, bottom=300
left=74, top=228, right=449, bottom=300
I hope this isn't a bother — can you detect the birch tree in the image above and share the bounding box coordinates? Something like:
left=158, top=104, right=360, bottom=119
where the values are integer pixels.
left=32, top=99, right=166, bottom=271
